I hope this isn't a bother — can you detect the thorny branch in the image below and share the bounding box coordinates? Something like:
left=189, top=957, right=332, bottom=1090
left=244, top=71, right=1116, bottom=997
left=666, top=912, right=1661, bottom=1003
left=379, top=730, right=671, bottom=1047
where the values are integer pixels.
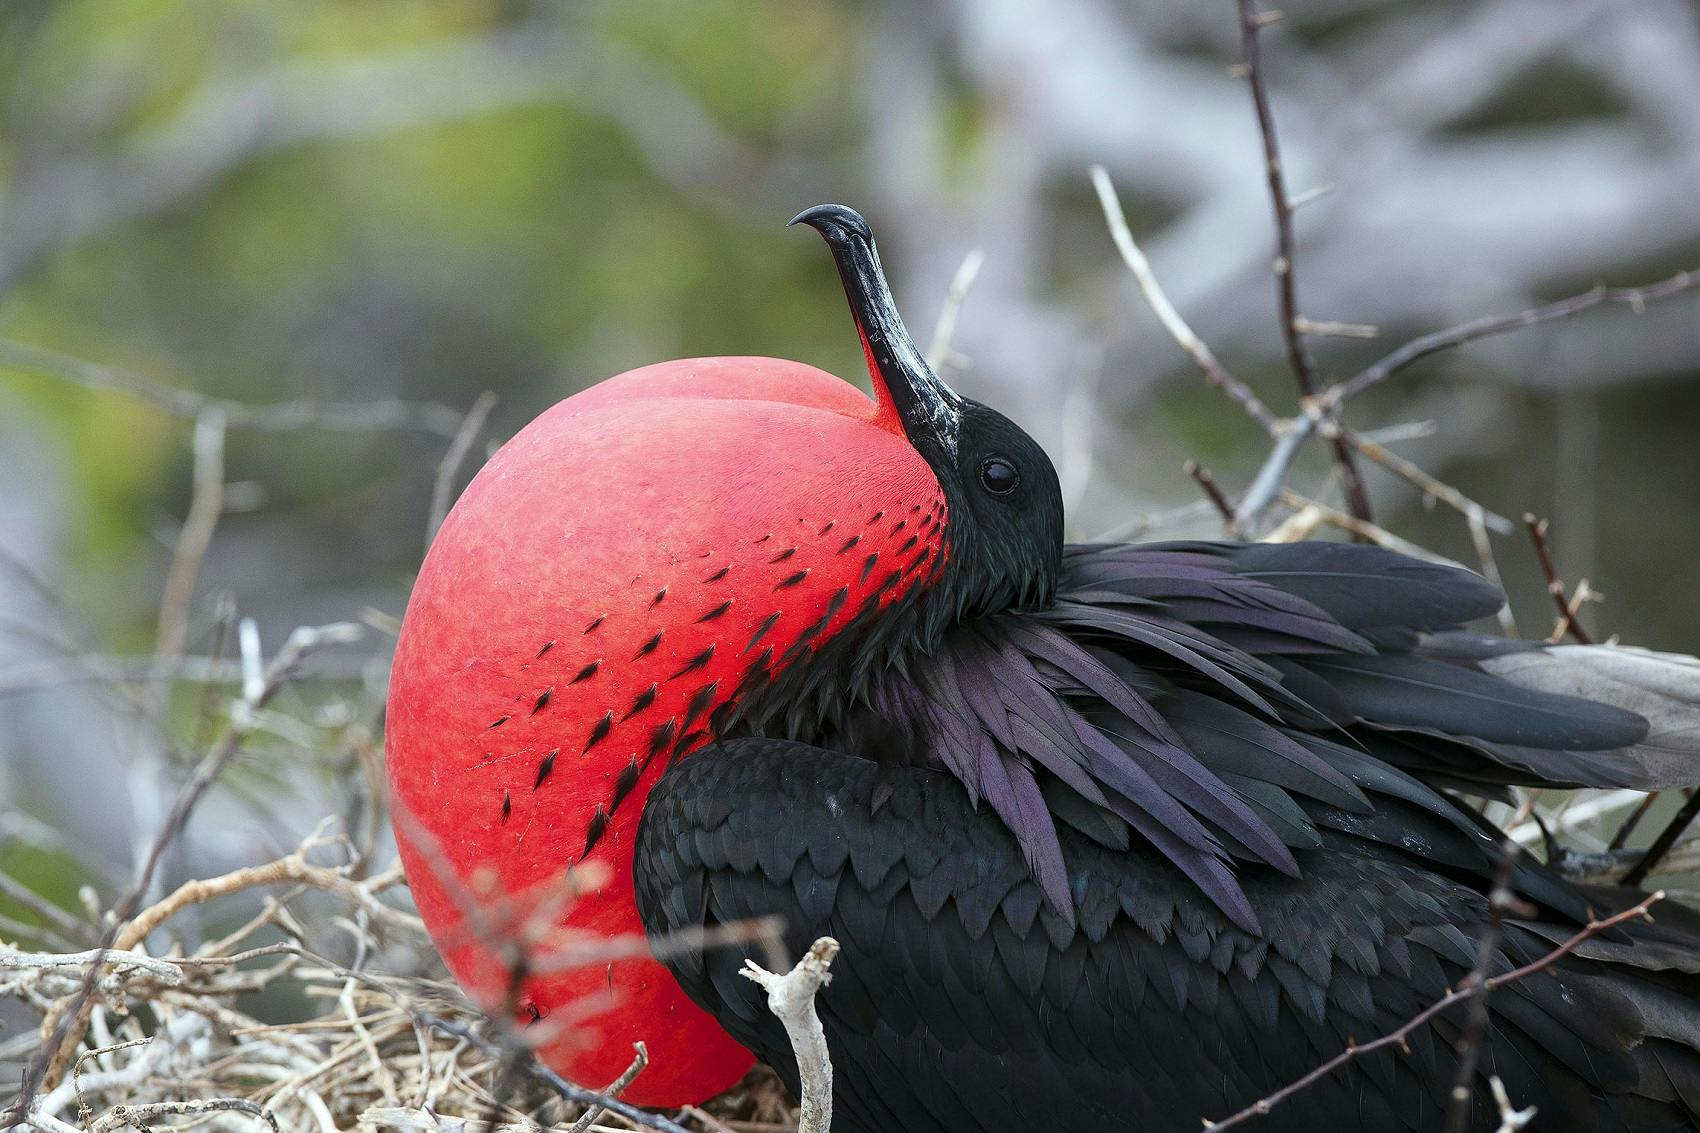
left=1092, top=39, right=1697, bottom=566
left=1322, top=270, right=1700, bottom=406
left=1442, top=797, right=1538, bottom=1133
left=1235, top=0, right=1374, bottom=526
left=1524, top=514, right=1595, bottom=644
left=1203, top=892, right=1665, bottom=1130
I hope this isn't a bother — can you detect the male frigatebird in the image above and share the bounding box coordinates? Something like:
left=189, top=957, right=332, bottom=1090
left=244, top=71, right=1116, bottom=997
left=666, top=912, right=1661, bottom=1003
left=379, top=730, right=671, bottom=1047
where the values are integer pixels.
left=387, top=205, right=1700, bottom=1131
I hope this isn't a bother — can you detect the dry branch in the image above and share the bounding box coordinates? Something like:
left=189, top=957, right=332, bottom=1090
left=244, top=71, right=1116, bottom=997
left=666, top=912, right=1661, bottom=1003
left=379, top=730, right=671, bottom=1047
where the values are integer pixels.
left=1090, top=166, right=1276, bottom=430
left=1323, top=270, right=1700, bottom=406
left=926, top=249, right=986, bottom=373
left=1182, top=461, right=1240, bottom=536
left=741, top=938, right=840, bottom=1133
left=0, top=339, right=467, bottom=437
left=1524, top=514, right=1595, bottom=644
left=9, top=622, right=363, bottom=1124
left=1235, top=0, right=1373, bottom=525
left=1442, top=796, right=1538, bottom=1132
left=427, top=391, right=498, bottom=547
left=1204, top=892, right=1665, bottom=1129
left=1624, top=792, right=1700, bottom=888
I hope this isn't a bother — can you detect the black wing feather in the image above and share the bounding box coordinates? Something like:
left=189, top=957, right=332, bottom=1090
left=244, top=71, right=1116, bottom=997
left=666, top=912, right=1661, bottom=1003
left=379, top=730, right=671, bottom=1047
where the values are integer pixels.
left=637, top=741, right=1700, bottom=1133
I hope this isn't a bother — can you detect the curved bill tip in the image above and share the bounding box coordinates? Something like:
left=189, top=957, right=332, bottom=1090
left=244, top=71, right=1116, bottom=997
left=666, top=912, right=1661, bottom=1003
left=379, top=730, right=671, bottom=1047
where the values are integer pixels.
left=787, top=203, right=874, bottom=241
left=788, top=201, right=962, bottom=461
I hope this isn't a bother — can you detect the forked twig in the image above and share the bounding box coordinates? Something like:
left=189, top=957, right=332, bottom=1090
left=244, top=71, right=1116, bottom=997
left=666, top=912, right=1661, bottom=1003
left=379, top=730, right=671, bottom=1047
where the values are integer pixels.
left=1524, top=514, right=1594, bottom=644
left=742, top=937, right=840, bottom=1133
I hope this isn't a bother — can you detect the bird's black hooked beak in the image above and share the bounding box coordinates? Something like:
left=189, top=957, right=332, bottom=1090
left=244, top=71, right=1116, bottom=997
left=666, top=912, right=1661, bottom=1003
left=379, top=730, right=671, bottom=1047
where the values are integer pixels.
left=790, top=204, right=963, bottom=461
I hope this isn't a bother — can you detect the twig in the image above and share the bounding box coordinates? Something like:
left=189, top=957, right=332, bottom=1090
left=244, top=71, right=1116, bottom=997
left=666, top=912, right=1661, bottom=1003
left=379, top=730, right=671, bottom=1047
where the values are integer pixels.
left=1338, top=427, right=1512, bottom=533
left=45, top=1016, right=211, bottom=1127
left=926, top=248, right=985, bottom=372
left=0, top=871, right=90, bottom=946
left=1235, top=0, right=1374, bottom=524
left=741, top=937, right=840, bottom=1133
left=1088, top=500, right=1219, bottom=544
left=1234, top=1, right=1310, bottom=398
left=1623, top=792, right=1700, bottom=887
left=1523, top=514, right=1593, bottom=643
left=1235, top=416, right=1317, bottom=531
left=153, top=410, right=227, bottom=666
left=1358, top=420, right=1438, bottom=445
left=1292, top=317, right=1377, bottom=339
left=1183, top=461, right=1240, bottom=537
left=564, top=1042, right=648, bottom=1133
left=15, top=1108, right=82, bottom=1133
left=0, top=947, right=183, bottom=985
left=1323, top=270, right=1700, bottom=406
left=118, top=854, right=415, bottom=954
left=1608, top=792, right=1661, bottom=852
left=1261, top=503, right=1327, bottom=544
left=9, top=621, right=363, bottom=1124
left=89, top=1097, right=282, bottom=1133
left=1204, top=891, right=1665, bottom=1129
left=1276, top=490, right=1461, bottom=565
left=1443, top=796, right=1537, bottom=1133
left=412, top=1012, right=693, bottom=1133
left=0, top=649, right=379, bottom=698
left=75, top=1037, right=162, bottom=1123
left=354, top=1109, right=535, bottom=1133
left=141, top=407, right=228, bottom=838
left=1556, top=581, right=1597, bottom=645
left=0, top=339, right=467, bottom=437
left=677, top=1105, right=743, bottom=1133
left=427, top=391, right=497, bottom=548
left=1465, top=509, right=1519, bottom=637
left=1487, top=1077, right=1536, bottom=1132
left=1090, top=165, right=1277, bottom=430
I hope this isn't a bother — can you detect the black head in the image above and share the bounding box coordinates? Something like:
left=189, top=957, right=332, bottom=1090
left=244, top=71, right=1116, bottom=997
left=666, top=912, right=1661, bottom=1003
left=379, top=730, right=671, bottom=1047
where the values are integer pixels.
left=791, top=203, right=1063, bottom=619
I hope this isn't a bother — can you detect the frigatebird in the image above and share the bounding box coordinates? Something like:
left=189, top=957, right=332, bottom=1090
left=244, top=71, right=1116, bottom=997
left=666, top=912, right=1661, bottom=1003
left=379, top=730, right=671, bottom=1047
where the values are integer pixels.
left=386, top=204, right=1700, bottom=1131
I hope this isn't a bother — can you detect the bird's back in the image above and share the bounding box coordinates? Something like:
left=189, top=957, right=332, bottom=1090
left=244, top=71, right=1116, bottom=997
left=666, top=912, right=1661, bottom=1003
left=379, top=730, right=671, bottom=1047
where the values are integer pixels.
left=636, top=539, right=1700, bottom=1132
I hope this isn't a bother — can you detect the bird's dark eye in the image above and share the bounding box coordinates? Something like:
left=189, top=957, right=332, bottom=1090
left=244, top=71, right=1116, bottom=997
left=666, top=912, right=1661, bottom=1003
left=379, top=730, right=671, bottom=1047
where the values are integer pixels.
left=978, top=456, right=1020, bottom=496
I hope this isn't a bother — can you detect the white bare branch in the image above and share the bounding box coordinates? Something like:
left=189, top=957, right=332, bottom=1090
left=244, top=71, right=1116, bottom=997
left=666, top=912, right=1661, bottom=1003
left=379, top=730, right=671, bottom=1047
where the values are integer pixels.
left=741, top=937, right=840, bottom=1133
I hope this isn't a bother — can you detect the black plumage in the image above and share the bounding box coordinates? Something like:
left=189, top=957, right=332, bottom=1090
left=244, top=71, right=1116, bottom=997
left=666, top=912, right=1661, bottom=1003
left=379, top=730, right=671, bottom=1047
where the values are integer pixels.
left=636, top=543, right=1700, bottom=1131
left=630, top=206, right=1700, bottom=1132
